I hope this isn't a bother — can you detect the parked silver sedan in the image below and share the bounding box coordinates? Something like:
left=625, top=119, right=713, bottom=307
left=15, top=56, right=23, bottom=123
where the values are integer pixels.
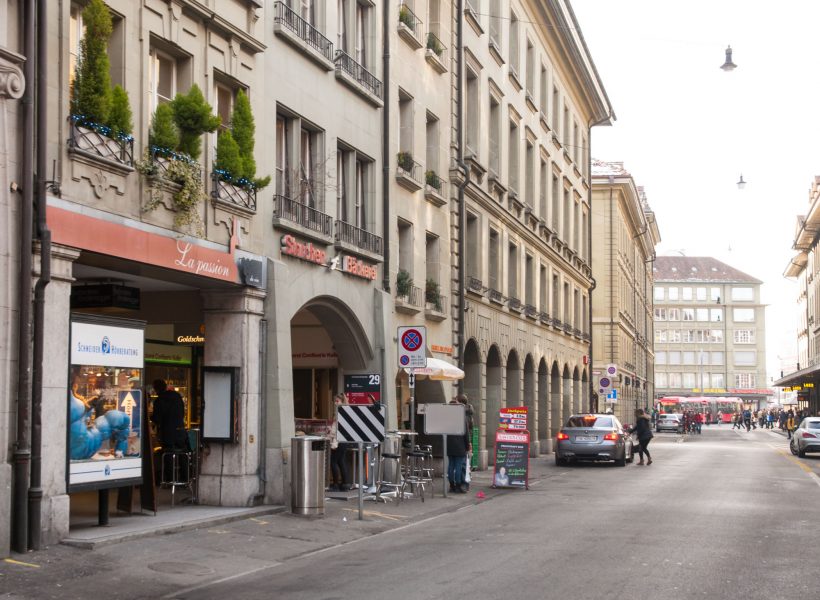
left=555, top=414, right=634, bottom=467
left=656, top=413, right=683, bottom=433
left=790, top=417, right=820, bottom=457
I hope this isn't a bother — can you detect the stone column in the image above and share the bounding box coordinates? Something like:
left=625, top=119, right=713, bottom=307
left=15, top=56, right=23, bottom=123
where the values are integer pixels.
left=199, top=287, right=266, bottom=506
left=34, top=243, right=80, bottom=546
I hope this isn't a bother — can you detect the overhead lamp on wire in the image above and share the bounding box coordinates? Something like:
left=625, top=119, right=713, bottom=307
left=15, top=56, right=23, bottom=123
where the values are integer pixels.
left=737, top=174, right=746, bottom=190
left=721, top=45, right=737, bottom=71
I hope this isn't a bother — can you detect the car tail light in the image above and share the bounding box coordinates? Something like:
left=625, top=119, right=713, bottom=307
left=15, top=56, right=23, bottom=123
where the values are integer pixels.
left=802, top=432, right=817, bottom=439
left=603, top=432, right=619, bottom=441
left=556, top=432, right=569, bottom=441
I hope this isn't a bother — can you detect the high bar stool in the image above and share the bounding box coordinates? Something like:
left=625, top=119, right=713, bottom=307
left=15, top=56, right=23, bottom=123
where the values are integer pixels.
left=415, top=444, right=435, bottom=498
left=401, top=448, right=428, bottom=501
left=372, top=452, right=403, bottom=502
left=160, top=447, right=193, bottom=507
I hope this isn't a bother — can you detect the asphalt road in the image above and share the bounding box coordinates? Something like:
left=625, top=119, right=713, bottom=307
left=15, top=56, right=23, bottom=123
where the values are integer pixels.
left=3, top=426, right=819, bottom=600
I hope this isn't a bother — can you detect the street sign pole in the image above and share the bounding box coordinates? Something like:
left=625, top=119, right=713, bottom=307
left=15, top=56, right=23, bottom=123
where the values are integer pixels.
left=408, top=371, right=416, bottom=433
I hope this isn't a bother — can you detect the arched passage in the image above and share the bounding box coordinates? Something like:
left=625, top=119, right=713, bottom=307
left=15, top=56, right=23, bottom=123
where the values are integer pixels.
left=524, top=354, right=537, bottom=455
left=572, top=366, right=581, bottom=414
left=538, top=358, right=549, bottom=453
left=562, top=364, right=572, bottom=424
left=486, top=345, right=502, bottom=459
left=581, top=369, right=589, bottom=413
left=550, top=362, right=562, bottom=437
left=290, top=296, right=374, bottom=421
left=506, top=350, right=521, bottom=408
left=463, top=339, right=482, bottom=411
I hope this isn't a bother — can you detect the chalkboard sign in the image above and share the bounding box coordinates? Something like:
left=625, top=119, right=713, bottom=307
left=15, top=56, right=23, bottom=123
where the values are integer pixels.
left=492, top=430, right=529, bottom=489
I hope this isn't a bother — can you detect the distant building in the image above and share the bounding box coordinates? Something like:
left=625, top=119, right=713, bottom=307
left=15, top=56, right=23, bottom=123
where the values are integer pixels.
left=652, top=257, right=770, bottom=409
left=591, top=161, right=660, bottom=424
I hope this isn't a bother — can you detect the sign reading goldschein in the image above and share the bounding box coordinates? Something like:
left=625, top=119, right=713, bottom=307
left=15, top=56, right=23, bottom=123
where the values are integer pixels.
left=67, top=315, right=146, bottom=491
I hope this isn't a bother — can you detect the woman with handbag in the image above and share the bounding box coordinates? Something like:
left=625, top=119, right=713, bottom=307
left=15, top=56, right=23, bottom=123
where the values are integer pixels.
left=631, top=408, right=654, bottom=466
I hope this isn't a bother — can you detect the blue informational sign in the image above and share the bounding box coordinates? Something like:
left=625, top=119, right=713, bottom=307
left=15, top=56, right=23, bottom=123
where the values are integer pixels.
left=607, top=389, right=618, bottom=400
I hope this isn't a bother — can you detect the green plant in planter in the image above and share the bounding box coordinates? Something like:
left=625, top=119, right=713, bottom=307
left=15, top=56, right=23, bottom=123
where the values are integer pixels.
left=171, top=84, right=221, bottom=161
left=425, top=170, right=442, bottom=190
left=108, top=85, right=133, bottom=139
left=229, top=89, right=270, bottom=189
left=214, top=130, right=242, bottom=178
left=397, top=151, right=414, bottom=172
left=71, top=0, right=112, bottom=125
left=148, top=103, right=180, bottom=152
left=399, top=5, right=415, bottom=29
left=426, top=32, right=444, bottom=56
left=425, top=278, right=442, bottom=311
left=396, top=269, right=413, bottom=297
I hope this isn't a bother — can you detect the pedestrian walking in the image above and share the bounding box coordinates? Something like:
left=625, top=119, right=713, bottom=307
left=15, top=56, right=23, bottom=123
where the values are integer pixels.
left=328, top=393, right=351, bottom=491
left=630, top=408, right=654, bottom=465
left=787, top=410, right=796, bottom=440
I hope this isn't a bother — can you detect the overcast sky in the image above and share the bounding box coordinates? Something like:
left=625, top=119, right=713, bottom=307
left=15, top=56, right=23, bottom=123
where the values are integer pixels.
left=570, top=0, right=820, bottom=384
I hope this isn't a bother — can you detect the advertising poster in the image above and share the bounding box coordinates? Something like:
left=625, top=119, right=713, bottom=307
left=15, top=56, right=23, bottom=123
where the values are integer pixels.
left=498, top=406, right=528, bottom=430
left=492, top=430, right=529, bottom=489
left=344, top=374, right=381, bottom=405
left=68, top=318, right=145, bottom=490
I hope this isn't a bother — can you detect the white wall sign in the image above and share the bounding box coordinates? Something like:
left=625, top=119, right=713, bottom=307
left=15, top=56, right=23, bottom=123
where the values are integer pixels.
left=71, top=321, right=144, bottom=368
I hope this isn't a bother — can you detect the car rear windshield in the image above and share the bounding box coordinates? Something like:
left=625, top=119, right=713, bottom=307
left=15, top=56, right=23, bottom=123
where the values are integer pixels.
left=660, top=415, right=678, bottom=420
left=807, top=421, right=820, bottom=429
left=565, top=416, right=613, bottom=428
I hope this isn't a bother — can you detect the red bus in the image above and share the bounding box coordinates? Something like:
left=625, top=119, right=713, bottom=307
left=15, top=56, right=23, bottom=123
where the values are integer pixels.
left=656, top=397, right=686, bottom=414
left=712, top=397, right=742, bottom=423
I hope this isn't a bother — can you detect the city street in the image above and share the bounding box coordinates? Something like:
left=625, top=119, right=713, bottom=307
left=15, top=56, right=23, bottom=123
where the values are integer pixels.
left=2, top=426, right=818, bottom=600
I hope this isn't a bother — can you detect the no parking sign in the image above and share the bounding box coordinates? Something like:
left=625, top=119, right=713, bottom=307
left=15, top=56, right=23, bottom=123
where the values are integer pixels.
left=397, top=326, right=427, bottom=369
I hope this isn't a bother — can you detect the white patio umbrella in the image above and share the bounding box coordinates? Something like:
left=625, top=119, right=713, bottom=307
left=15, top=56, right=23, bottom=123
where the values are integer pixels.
left=405, top=357, right=465, bottom=381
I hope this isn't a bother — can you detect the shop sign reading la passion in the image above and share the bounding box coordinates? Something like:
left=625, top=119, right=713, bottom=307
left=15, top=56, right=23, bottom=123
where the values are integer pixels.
left=280, top=234, right=377, bottom=281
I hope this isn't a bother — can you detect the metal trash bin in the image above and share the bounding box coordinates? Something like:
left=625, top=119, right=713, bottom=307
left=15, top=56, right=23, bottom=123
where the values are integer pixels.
left=291, top=436, right=327, bottom=516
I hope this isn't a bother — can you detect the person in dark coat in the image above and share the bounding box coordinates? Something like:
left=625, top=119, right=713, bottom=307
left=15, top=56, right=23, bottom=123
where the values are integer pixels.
left=630, top=408, right=654, bottom=465
left=151, top=379, right=187, bottom=449
left=446, top=400, right=472, bottom=493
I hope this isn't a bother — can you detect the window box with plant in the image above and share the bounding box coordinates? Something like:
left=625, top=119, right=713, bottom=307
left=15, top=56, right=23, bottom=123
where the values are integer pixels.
left=395, top=269, right=422, bottom=314
left=424, top=277, right=446, bottom=321
left=424, top=169, right=446, bottom=207
left=425, top=32, right=448, bottom=74
left=396, top=151, right=422, bottom=191
left=212, top=90, right=270, bottom=215
left=136, top=84, right=220, bottom=234
left=397, top=3, right=423, bottom=49
left=68, top=0, right=134, bottom=170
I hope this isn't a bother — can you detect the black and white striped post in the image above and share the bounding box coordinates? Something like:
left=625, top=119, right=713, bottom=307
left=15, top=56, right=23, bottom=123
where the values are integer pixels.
left=337, top=404, right=385, bottom=520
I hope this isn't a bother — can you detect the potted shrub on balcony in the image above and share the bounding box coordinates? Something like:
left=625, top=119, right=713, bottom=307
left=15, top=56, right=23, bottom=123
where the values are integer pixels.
left=425, top=278, right=443, bottom=312
left=426, top=32, right=444, bottom=57
left=396, top=269, right=413, bottom=298
left=397, top=151, right=414, bottom=173
left=213, top=90, right=270, bottom=210
left=399, top=5, right=415, bottom=30
left=69, top=0, right=134, bottom=165
left=425, top=170, right=442, bottom=191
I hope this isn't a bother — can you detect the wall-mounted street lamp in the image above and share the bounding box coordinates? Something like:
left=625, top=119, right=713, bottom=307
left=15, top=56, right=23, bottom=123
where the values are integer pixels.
left=721, top=45, right=737, bottom=71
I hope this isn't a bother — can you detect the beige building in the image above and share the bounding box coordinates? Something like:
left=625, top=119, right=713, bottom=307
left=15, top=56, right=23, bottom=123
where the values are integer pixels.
left=590, top=161, right=659, bottom=424
left=653, top=256, right=770, bottom=408
left=775, top=176, right=820, bottom=414
left=2, top=0, right=613, bottom=552
left=455, top=0, right=612, bottom=466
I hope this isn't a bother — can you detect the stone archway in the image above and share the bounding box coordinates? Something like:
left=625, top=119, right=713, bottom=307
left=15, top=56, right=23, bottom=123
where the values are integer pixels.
left=550, top=361, right=562, bottom=437
left=581, top=368, right=589, bottom=413
left=572, top=366, right=581, bottom=414
left=562, top=364, right=572, bottom=423
left=524, top=354, right=537, bottom=455
left=486, top=345, right=502, bottom=461
left=538, top=358, right=550, bottom=453
left=506, top=349, right=521, bottom=408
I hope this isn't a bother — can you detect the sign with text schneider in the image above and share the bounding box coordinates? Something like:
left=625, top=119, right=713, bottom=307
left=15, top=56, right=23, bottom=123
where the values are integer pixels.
left=397, top=326, right=427, bottom=369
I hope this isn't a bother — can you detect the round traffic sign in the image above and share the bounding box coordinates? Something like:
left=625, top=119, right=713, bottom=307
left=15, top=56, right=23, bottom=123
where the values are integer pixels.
left=401, top=328, right=423, bottom=352
left=400, top=355, right=410, bottom=366
left=599, top=377, right=611, bottom=388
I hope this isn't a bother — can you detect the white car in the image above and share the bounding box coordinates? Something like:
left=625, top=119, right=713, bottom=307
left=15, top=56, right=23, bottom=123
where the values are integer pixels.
left=656, top=413, right=683, bottom=433
left=790, top=417, right=820, bottom=457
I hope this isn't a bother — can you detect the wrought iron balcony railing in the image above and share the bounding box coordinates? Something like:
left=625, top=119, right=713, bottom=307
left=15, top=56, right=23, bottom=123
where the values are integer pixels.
left=334, top=50, right=382, bottom=99
left=68, top=117, right=134, bottom=167
left=273, top=1, right=334, bottom=62
left=211, top=172, right=257, bottom=213
left=273, top=194, right=333, bottom=237
left=335, top=219, right=383, bottom=255
left=398, top=1, right=424, bottom=48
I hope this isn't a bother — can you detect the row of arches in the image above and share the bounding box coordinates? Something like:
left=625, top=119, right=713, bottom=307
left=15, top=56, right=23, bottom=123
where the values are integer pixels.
left=462, top=339, right=589, bottom=461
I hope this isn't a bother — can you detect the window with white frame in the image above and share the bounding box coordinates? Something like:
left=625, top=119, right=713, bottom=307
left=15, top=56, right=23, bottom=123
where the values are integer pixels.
left=711, top=287, right=721, bottom=302
left=337, top=144, right=372, bottom=228
left=654, top=286, right=665, bottom=301
left=69, top=3, right=84, bottom=86
left=275, top=110, right=325, bottom=209
left=734, top=329, right=755, bottom=344
left=668, top=308, right=680, bottom=321
left=668, top=351, right=681, bottom=364
left=656, top=372, right=668, bottom=388
left=655, top=329, right=667, bottom=343
left=710, top=351, right=724, bottom=365
left=710, top=308, right=723, bottom=322
left=149, top=47, right=177, bottom=113
left=682, top=287, right=693, bottom=300
left=668, top=372, right=682, bottom=388
left=654, top=307, right=667, bottom=321
left=682, top=351, right=695, bottom=365
left=696, top=308, right=709, bottom=321
left=683, top=373, right=697, bottom=388
left=708, top=329, right=723, bottom=343
left=734, top=351, right=756, bottom=366
left=509, top=11, right=519, bottom=76
left=355, top=0, right=370, bottom=68
left=733, top=308, right=755, bottom=322
left=696, top=287, right=707, bottom=301
left=731, top=287, right=754, bottom=301
left=656, top=351, right=667, bottom=365
left=711, top=373, right=725, bottom=387
left=668, top=329, right=681, bottom=343
left=668, top=287, right=679, bottom=301
left=735, top=373, right=756, bottom=388
left=682, top=308, right=695, bottom=321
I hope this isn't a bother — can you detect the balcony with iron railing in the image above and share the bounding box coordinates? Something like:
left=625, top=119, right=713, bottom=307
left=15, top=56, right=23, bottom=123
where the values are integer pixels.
left=396, top=153, right=424, bottom=192
left=508, top=297, right=523, bottom=312
left=488, top=288, right=504, bottom=304
left=67, top=116, right=134, bottom=173
left=524, top=304, right=538, bottom=319
left=397, top=1, right=424, bottom=50
left=335, top=219, right=383, bottom=261
left=334, top=50, right=383, bottom=106
left=211, top=171, right=257, bottom=215
left=467, top=276, right=484, bottom=295
left=425, top=31, right=448, bottom=73
left=272, top=194, right=333, bottom=242
left=425, top=290, right=448, bottom=322
left=424, top=169, right=447, bottom=206
left=273, top=1, right=335, bottom=70
left=396, top=284, right=422, bottom=315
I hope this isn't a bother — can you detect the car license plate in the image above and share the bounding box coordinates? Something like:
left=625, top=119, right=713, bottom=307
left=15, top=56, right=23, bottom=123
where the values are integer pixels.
left=575, top=436, right=596, bottom=442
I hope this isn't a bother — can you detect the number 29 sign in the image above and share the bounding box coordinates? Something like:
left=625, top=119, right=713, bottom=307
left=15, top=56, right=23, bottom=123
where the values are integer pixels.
left=397, top=326, right=427, bottom=369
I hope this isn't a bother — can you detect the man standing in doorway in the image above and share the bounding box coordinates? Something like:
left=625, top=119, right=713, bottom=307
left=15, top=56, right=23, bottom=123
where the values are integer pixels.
left=151, top=379, right=187, bottom=449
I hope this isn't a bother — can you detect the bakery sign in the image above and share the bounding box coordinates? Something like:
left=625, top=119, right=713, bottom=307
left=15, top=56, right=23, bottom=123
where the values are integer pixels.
left=280, top=234, right=327, bottom=265
left=279, top=234, right=378, bottom=281
left=340, top=255, right=377, bottom=280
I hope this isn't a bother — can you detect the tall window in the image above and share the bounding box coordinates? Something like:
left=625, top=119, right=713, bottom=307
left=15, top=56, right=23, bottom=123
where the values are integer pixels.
left=539, top=64, right=548, bottom=115
left=426, top=233, right=440, bottom=286
left=540, top=265, right=548, bottom=313
left=508, top=12, right=519, bottom=76
left=336, top=148, right=347, bottom=221
left=539, top=159, right=548, bottom=220
left=398, top=219, right=413, bottom=276
left=488, top=93, right=500, bottom=173
left=69, top=4, right=84, bottom=85
left=508, top=243, right=519, bottom=300
left=735, top=373, right=756, bottom=388
left=508, top=119, right=519, bottom=193
left=563, top=282, right=570, bottom=323
left=562, top=188, right=570, bottom=243
left=466, top=212, right=479, bottom=280
left=551, top=86, right=560, bottom=135
left=489, top=228, right=500, bottom=291
left=214, top=81, right=237, bottom=133
left=276, top=111, right=325, bottom=209
left=552, top=273, right=560, bottom=319
left=551, top=174, right=560, bottom=231
left=276, top=115, right=291, bottom=197
left=355, top=157, right=368, bottom=229
left=465, top=68, right=479, bottom=156
left=149, top=48, right=177, bottom=113
left=355, top=1, right=369, bottom=67
left=297, top=0, right=315, bottom=24
left=489, top=0, right=502, bottom=46
left=525, top=254, right=534, bottom=305
left=525, top=39, right=534, bottom=97
left=398, top=89, right=414, bottom=155
left=525, top=139, right=534, bottom=206
left=426, top=111, right=440, bottom=178
left=337, top=145, right=370, bottom=228
left=337, top=0, right=348, bottom=50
